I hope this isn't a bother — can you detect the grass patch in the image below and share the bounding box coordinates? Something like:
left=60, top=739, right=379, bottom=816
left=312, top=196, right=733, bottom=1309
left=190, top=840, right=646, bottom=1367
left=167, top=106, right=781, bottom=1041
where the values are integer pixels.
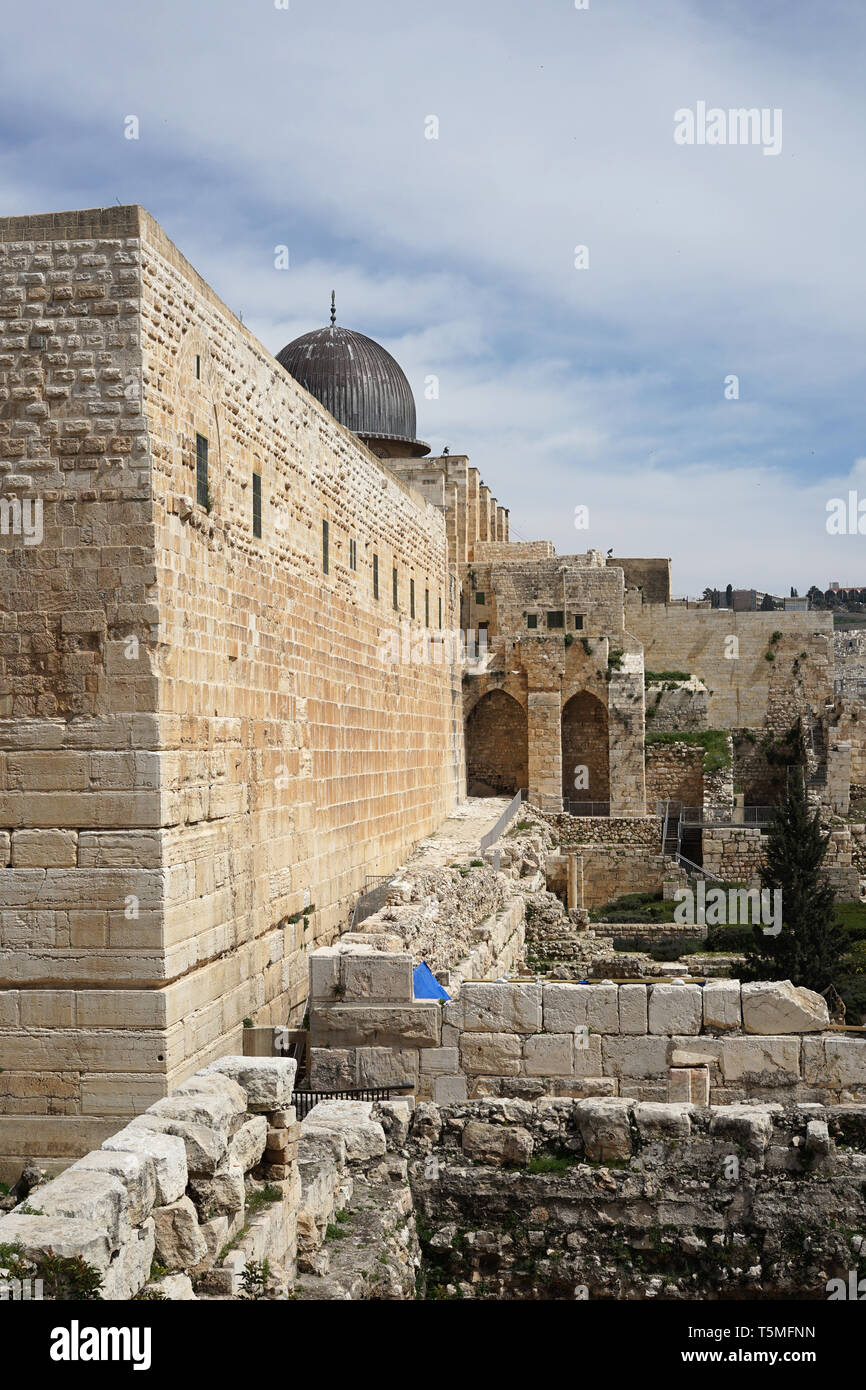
left=527, top=1154, right=577, bottom=1175
left=246, top=1184, right=283, bottom=1218
left=645, top=729, right=731, bottom=773
left=644, top=669, right=691, bottom=687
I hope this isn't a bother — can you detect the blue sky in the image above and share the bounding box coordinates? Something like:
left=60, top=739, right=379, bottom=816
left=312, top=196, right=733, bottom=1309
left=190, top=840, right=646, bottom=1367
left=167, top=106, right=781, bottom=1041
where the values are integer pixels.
left=3, top=0, right=865, bottom=594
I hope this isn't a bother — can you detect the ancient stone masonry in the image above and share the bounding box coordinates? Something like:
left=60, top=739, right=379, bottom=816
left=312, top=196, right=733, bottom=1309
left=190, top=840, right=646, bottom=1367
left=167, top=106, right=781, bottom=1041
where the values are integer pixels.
left=408, top=1096, right=866, bottom=1300
left=0, top=206, right=462, bottom=1174
left=307, top=956, right=866, bottom=1108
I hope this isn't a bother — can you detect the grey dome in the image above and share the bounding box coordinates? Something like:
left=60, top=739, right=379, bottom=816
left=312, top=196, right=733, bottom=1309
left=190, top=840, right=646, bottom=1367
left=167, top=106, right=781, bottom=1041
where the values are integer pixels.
left=276, top=316, right=429, bottom=458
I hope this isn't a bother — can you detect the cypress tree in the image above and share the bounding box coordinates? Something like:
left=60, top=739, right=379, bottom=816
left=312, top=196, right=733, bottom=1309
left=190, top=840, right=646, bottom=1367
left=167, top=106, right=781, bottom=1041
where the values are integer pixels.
left=740, top=766, right=846, bottom=990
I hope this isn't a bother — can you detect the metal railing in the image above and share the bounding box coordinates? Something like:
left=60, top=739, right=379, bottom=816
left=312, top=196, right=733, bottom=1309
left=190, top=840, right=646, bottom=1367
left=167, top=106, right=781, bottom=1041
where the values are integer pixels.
left=480, top=788, right=527, bottom=855
left=680, top=805, right=775, bottom=828
left=349, top=875, right=393, bottom=930
left=562, top=800, right=611, bottom=817
left=292, top=1082, right=414, bottom=1121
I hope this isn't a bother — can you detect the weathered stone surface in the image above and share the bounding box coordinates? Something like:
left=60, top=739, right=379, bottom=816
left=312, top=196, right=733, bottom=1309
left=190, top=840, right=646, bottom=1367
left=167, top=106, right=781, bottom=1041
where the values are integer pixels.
left=433, top=1075, right=468, bottom=1103
left=147, top=1092, right=240, bottom=1143
left=152, top=1195, right=208, bottom=1270
left=719, top=1037, right=801, bottom=1086
left=419, top=1047, right=460, bottom=1075
left=461, top=1120, right=533, bottom=1166
left=101, top=1128, right=187, bottom=1205
left=354, top=1046, right=418, bottom=1088
left=188, top=1163, right=246, bottom=1218
left=203, top=1056, right=297, bottom=1113
left=152, top=1273, right=197, bottom=1300
left=741, top=981, right=829, bottom=1035
left=543, top=983, right=618, bottom=1034
left=227, top=1116, right=267, bottom=1171
left=668, top=1068, right=709, bottom=1105
left=802, top=1037, right=866, bottom=1089
left=634, top=1102, right=692, bottom=1140
left=129, top=1114, right=226, bottom=1176
left=0, top=1213, right=112, bottom=1274
left=523, top=1033, right=573, bottom=1077
left=574, top=1098, right=634, bottom=1162
left=341, top=952, right=414, bottom=1002
left=310, top=1004, right=441, bottom=1050
left=601, top=1036, right=669, bottom=1080
left=648, top=984, right=702, bottom=1035
left=702, top=980, right=741, bottom=1031
left=460, top=1032, right=522, bottom=1076
left=461, top=982, right=542, bottom=1033
left=173, top=1072, right=248, bottom=1126
left=29, top=1167, right=130, bottom=1251
left=709, top=1105, right=777, bottom=1156
left=303, top=1100, right=387, bottom=1161
left=102, top=1218, right=155, bottom=1300
left=572, top=1033, right=604, bottom=1079
left=70, top=1148, right=156, bottom=1226
left=618, top=983, right=648, bottom=1035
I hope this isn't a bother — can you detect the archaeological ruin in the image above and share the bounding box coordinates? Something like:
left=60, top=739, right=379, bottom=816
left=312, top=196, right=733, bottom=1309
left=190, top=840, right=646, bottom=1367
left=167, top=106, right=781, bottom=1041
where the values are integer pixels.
left=2, top=205, right=866, bottom=1304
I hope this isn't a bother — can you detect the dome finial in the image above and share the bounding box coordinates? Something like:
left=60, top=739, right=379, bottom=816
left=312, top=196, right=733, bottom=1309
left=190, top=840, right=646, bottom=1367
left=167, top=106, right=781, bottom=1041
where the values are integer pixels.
left=330, top=290, right=336, bottom=327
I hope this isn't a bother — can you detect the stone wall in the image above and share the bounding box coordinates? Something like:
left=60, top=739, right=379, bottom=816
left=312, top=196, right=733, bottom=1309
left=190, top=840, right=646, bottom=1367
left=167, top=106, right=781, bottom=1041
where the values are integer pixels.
left=409, top=1096, right=866, bottom=1300
left=627, top=603, right=834, bottom=731
left=644, top=678, right=708, bottom=732
left=645, top=742, right=704, bottom=809
left=307, top=960, right=866, bottom=1108
left=0, top=206, right=463, bottom=1174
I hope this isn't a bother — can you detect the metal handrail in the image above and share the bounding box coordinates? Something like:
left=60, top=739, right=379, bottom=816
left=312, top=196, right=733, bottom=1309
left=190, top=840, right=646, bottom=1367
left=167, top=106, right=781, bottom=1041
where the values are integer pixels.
left=480, top=788, right=525, bottom=855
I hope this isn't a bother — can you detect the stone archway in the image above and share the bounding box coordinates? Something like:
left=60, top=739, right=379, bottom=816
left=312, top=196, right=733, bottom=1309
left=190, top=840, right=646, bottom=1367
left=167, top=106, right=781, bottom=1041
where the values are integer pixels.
left=561, top=691, right=609, bottom=806
left=465, top=689, right=528, bottom=796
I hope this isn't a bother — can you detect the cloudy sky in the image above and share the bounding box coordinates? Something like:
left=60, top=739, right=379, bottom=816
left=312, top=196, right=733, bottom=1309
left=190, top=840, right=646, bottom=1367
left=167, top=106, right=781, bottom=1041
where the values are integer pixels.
left=3, top=0, right=865, bottom=594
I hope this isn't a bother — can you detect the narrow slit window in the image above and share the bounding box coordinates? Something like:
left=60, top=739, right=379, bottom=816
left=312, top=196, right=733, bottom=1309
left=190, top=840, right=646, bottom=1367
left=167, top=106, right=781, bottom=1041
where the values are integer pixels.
left=410, top=578, right=415, bottom=619
left=322, top=519, right=329, bottom=575
left=195, top=354, right=201, bottom=380
left=574, top=614, right=584, bottom=630
left=349, top=538, right=357, bottom=571
left=438, top=595, right=442, bottom=629
left=425, top=589, right=430, bottom=626
left=252, top=471, right=262, bottom=538
left=373, top=553, right=379, bottom=599
left=196, top=433, right=209, bottom=509
left=392, top=566, right=398, bottom=612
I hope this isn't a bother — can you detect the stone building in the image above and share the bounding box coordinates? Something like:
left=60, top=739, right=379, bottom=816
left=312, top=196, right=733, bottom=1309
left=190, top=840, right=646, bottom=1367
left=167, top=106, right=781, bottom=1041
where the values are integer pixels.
left=0, top=204, right=846, bottom=1174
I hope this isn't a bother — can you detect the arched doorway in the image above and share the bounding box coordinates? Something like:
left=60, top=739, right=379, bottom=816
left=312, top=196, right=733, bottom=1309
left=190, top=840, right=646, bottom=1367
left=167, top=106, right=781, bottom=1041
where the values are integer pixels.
left=561, top=691, right=609, bottom=807
left=465, top=690, right=528, bottom=796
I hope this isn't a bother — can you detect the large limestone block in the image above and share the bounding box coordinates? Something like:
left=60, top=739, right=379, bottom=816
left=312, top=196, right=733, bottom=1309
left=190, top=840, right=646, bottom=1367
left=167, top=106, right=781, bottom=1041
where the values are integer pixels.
left=719, top=1036, right=801, bottom=1086
left=203, top=1056, right=297, bottom=1112
left=572, top=1033, right=604, bottom=1078
left=310, top=1004, right=441, bottom=1050
left=634, top=1102, right=693, bottom=1140
left=188, top=1163, right=246, bottom=1218
left=619, top=984, right=648, bottom=1035
left=523, top=1033, right=573, bottom=1077
left=31, top=1167, right=130, bottom=1251
left=543, top=983, right=618, bottom=1034
left=709, top=1105, right=777, bottom=1156
left=228, top=1115, right=268, bottom=1171
left=303, top=1100, right=387, bottom=1160
left=741, top=980, right=829, bottom=1034
left=601, top=1036, right=669, bottom=1080
left=102, top=1218, right=155, bottom=1301
left=461, top=982, right=542, bottom=1033
left=147, top=1091, right=241, bottom=1144
left=11, top=829, right=77, bottom=867
left=173, top=1072, right=248, bottom=1125
left=341, top=952, right=414, bottom=1002
left=802, top=1036, right=866, bottom=1089
left=648, top=984, right=702, bottom=1035
left=355, top=1046, right=419, bottom=1088
left=102, top=1128, right=188, bottom=1205
left=0, top=1213, right=112, bottom=1276
left=419, top=1047, right=460, bottom=1075
left=70, top=1149, right=156, bottom=1226
left=152, top=1195, right=208, bottom=1271
left=130, top=1114, right=226, bottom=1176
left=574, top=1098, right=635, bottom=1162
left=433, top=1075, right=468, bottom=1103
left=702, top=980, right=741, bottom=1031
left=460, top=1031, right=522, bottom=1076
left=461, top=1120, right=533, bottom=1166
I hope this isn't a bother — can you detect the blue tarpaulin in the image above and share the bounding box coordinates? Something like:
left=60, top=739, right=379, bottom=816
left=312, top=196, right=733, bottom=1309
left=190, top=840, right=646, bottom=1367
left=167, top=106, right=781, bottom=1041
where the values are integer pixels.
left=413, top=961, right=450, bottom=1001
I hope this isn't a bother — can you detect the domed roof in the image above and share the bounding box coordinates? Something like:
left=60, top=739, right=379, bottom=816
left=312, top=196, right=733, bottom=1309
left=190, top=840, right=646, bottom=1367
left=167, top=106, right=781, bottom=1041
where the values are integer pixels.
left=276, top=296, right=429, bottom=458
